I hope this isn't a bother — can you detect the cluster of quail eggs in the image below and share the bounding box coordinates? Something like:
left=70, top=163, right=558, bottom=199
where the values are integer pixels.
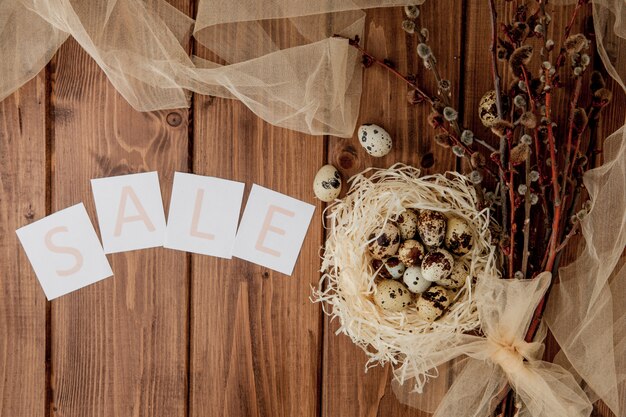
left=313, top=124, right=394, bottom=202
left=369, top=209, right=474, bottom=322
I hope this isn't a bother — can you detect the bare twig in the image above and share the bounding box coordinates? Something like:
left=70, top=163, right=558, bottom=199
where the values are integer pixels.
left=335, top=35, right=434, bottom=105
left=521, top=154, right=532, bottom=277
left=475, top=137, right=497, bottom=152
left=554, top=0, right=585, bottom=73
left=543, top=70, right=562, bottom=273
left=488, top=0, right=510, bottom=274
left=560, top=76, right=583, bottom=204
left=556, top=222, right=580, bottom=252
left=488, top=0, right=505, bottom=118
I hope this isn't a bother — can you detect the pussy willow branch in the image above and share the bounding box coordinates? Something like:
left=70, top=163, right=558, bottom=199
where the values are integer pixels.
left=410, top=16, right=496, bottom=153
left=333, top=35, right=435, bottom=105
left=499, top=2, right=588, bottom=414
left=520, top=66, right=551, bottom=266
left=488, top=0, right=510, bottom=276
left=413, top=12, right=463, bottom=138
left=336, top=34, right=497, bottom=156
left=554, top=0, right=586, bottom=73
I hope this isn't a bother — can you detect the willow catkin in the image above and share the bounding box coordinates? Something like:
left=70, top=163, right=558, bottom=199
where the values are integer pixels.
left=312, top=164, right=500, bottom=392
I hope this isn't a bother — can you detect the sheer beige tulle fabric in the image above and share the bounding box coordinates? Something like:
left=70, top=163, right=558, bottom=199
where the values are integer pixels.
left=0, top=0, right=424, bottom=137
left=544, top=1, right=626, bottom=416
left=393, top=273, right=593, bottom=417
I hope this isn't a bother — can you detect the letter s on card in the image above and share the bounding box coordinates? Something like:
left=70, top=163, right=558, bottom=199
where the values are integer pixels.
left=16, top=203, right=113, bottom=300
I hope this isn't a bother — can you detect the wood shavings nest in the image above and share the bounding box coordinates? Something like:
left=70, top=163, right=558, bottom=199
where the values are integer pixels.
left=313, top=164, right=499, bottom=392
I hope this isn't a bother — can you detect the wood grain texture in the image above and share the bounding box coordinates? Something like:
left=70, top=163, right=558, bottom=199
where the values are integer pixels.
left=0, top=73, right=47, bottom=417
left=189, top=38, right=325, bottom=417
left=0, top=2, right=624, bottom=417
left=323, top=3, right=462, bottom=417
left=48, top=25, right=190, bottom=417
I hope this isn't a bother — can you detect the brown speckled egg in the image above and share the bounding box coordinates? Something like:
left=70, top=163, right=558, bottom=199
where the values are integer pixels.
left=402, top=266, right=431, bottom=294
left=479, top=90, right=510, bottom=127
left=437, top=260, right=470, bottom=289
left=396, top=209, right=418, bottom=240
left=367, top=223, right=401, bottom=260
left=374, top=280, right=412, bottom=312
left=358, top=124, right=393, bottom=157
left=421, top=248, right=455, bottom=282
left=479, top=90, right=498, bottom=127
left=313, top=164, right=342, bottom=202
left=417, top=210, right=447, bottom=247
left=445, top=217, right=474, bottom=255
left=415, top=285, right=451, bottom=321
left=397, top=239, right=425, bottom=267
left=384, top=257, right=406, bottom=279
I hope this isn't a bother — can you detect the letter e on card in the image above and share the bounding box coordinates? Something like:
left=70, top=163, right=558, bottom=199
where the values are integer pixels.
left=232, top=185, right=315, bottom=275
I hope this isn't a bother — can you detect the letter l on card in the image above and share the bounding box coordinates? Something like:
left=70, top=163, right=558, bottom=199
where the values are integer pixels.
left=164, top=172, right=245, bottom=258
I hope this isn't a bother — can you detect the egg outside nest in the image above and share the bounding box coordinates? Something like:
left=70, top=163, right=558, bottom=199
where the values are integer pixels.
left=357, top=124, right=393, bottom=157
left=313, top=164, right=342, bottom=202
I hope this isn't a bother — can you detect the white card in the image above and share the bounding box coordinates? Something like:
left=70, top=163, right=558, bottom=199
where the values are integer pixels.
left=16, top=203, right=113, bottom=300
left=91, top=172, right=166, bottom=254
left=232, top=185, right=315, bottom=275
left=164, top=172, right=245, bottom=258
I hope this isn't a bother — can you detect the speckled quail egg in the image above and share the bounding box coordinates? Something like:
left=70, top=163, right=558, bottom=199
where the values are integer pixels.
left=374, top=280, right=412, bottom=312
left=445, top=216, right=473, bottom=255
left=357, top=124, right=393, bottom=157
left=397, top=239, right=426, bottom=267
left=367, top=223, right=401, bottom=260
left=313, top=164, right=341, bottom=202
left=415, top=285, right=452, bottom=321
left=417, top=210, right=447, bottom=247
left=479, top=90, right=499, bottom=127
left=479, top=90, right=510, bottom=127
left=384, top=257, right=406, bottom=279
left=396, top=209, right=417, bottom=240
left=421, top=248, right=455, bottom=282
left=402, top=266, right=432, bottom=294
left=437, top=260, right=470, bottom=290
left=396, top=209, right=418, bottom=240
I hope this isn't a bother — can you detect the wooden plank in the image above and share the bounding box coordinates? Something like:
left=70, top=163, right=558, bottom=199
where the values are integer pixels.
left=0, top=73, right=47, bottom=417
left=189, top=34, right=325, bottom=417
left=323, top=3, right=463, bottom=417
left=48, top=0, right=192, bottom=412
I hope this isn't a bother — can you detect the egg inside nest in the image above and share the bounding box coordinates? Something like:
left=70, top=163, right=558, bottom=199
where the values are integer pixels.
left=369, top=208, right=474, bottom=322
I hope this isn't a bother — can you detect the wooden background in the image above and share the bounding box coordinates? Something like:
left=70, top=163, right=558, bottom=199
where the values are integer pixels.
left=1, top=1, right=623, bottom=417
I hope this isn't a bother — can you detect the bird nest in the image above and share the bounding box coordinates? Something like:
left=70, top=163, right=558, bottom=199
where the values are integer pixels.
left=313, top=164, right=500, bottom=391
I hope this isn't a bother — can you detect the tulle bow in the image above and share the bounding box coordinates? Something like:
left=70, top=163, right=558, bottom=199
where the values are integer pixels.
left=395, top=273, right=593, bottom=417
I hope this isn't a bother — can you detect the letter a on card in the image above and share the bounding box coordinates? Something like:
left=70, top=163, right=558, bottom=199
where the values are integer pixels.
left=91, top=172, right=166, bottom=253
left=16, top=203, right=113, bottom=300
left=164, top=172, right=245, bottom=258
left=233, top=185, right=315, bottom=275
